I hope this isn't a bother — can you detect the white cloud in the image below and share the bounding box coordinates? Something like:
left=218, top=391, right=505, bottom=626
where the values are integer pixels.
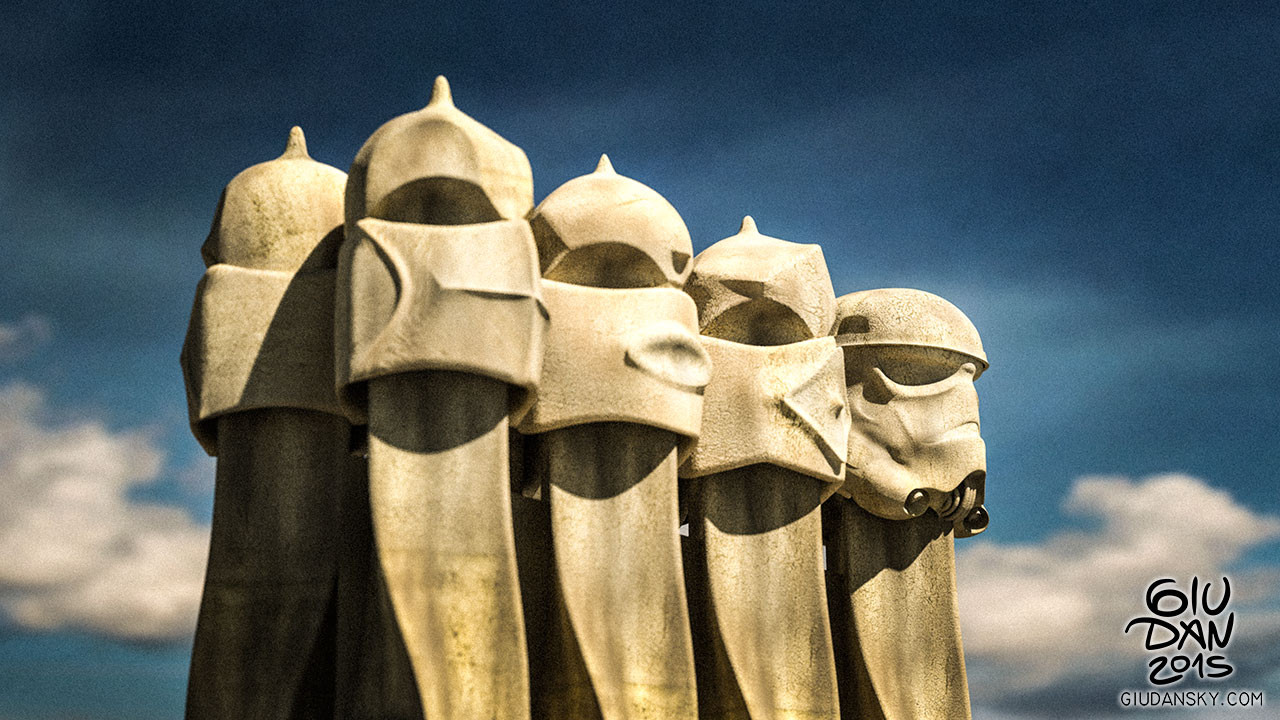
left=958, top=474, right=1280, bottom=710
left=0, top=382, right=208, bottom=641
left=0, top=314, right=52, bottom=361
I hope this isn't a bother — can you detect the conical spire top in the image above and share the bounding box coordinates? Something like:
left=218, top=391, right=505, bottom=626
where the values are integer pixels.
left=738, top=215, right=759, bottom=235
left=281, top=126, right=309, bottom=159
left=594, top=154, right=616, bottom=175
left=428, top=75, right=454, bottom=108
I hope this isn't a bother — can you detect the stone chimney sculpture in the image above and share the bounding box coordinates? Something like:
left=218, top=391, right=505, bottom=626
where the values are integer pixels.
left=181, top=127, right=351, bottom=719
left=824, top=288, right=989, bottom=720
left=180, top=87, right=992, bottom=720
left=680, top=217, right=849, bottom=720
left=335, top=77, right=545, bottom=720
left=516, top=155, right=706, bottom=719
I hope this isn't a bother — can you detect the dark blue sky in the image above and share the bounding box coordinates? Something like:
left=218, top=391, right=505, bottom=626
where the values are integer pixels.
left=1, top=2, right=1277, bottom=717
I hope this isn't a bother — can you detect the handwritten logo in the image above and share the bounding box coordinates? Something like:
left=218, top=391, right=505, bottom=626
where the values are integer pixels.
left=1125, top=577, right=1233, bottom=686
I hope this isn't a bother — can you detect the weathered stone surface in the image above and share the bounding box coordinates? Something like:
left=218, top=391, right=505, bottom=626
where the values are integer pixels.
left=835, top=288, right=987, bottom=533
left=333, top=453, right=424, bottom=720
left=336, top=76, right=536, bottom=720
left=825, top=502, right=972, bottom=720
left=344, top=76, right=532, bottom=227
left=201, top=126, right=347, bottom=273
left=516, top=280, right=707, bottom=447
left=685, top=216, right=836, bottom=344
left=181, top=96, right=996, bottom=720
left=186, top=410, right=352, bottom=720
left=519, top=157, right=701, bottom=720
left=680, top=335, right=847, bottom=494
left=530, top=424, right=699, bottom=720
left=182, top=265, right=340, bottom=454
left=336, top=217, right=545, bottom=425
left=183, top=127, right=354, bottom=720
left=826, top=287, right=989, bottom=720
left=365, top=372, right=528, bottom=720
left=182, top=127, right=346, bottom=455
left=531, top=154, right=693, bottom=288
left=681, top=217, right=841, bottom=720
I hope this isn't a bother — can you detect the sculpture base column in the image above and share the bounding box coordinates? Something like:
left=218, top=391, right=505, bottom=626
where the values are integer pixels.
left=334, top=435, right=423, bottom=720
left=823, top=500, right=971, bottom=720
left=185, top=409, right=344, bottom=720
left=532, top=423, right=698, bottom=720
left=367, top=370, right=529, bottom=720
left=685, top=465, right=839, bottom=720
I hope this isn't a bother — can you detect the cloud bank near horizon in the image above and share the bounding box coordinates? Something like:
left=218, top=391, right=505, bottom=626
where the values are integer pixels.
left=958, top=474, right=1280, bottom=717
left=0, top=382, right=207, bottom=641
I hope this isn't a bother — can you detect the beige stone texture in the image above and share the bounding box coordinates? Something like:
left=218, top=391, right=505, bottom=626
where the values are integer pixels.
left=685, top=216, right=836, bottom=344
left=531, top=154, right=693, bottom=287
left=680, top=217, right=849, bottom=490
left=181, top=94, right=996, bottom=720
left=182, top=128, right=355, bottom=720
left=336, top=76, right=538, bottom=720
left=519, top=158, right=701, bottom=720
left=528, top=425, right=699, bottom=720
left=181, top=127, right=346, bottom=456
left=186, top=410, right=356, bottom=720
left=515, top=280, right=708, bottom=449
left=366, top=372, right=528, bottom=720
left=833, top=288, right=987, bottom=369
left=182, top=265, right=340, bottom=454
left=680, top=335, right=848, bottom=494
left=680, top=217, right=841, bottom=720
left=201, top=126, right=347, bottom=273
left=345, top=76, right=533, bottom=226
left=333, top=452, right=423, bottom=720
left=824, top=503, right=971, bottom=720
left=335, top=216, right=546, bottom=425
left=835, top=288, right=988, bottom=535
left=825, top=287, right=989, bottom=720
left=685, top=467, right=837, bottom=720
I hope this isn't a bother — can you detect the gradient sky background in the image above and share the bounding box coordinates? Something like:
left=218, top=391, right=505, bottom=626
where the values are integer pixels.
left=1, top=1, right=1277, bottom=718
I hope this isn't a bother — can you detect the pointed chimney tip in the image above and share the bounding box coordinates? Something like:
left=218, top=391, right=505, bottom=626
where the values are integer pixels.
left=281, top=126, right=309, bottom=159
left=738, top=215, right=758, bottom=235
left=595, top=154, right=616, bottom=174
left=429, top=75, right=454, bottom=108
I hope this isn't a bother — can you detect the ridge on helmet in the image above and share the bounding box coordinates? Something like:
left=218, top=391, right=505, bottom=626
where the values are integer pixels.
left=685, top=216, right=836, bottom=344
left=202, top=126, right=347, bottom=272
left=834, top=288, right=988, bottom=372
left=345, top=75, right=533, bottom=228
left=528, top=154, right=693, bottom=288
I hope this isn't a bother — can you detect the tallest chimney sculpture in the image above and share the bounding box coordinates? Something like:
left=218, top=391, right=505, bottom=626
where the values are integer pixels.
left=335, top=76, right=546, bottom=720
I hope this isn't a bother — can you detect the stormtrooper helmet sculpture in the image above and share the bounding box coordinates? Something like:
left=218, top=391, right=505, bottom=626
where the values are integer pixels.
left=835, top=288, right=990, bottom=537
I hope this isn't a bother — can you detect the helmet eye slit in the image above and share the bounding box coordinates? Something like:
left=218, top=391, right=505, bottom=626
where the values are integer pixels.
left=871, top=346, right=973, bottom=387
left=878, top=357, right=960, bottom=386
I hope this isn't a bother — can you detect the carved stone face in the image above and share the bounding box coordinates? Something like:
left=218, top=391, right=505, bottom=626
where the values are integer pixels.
left=678, top=218, right=848, bottom=496
left=842, top=344, right=988, bottom=534
left=834, top=288, right=989, bottom=535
